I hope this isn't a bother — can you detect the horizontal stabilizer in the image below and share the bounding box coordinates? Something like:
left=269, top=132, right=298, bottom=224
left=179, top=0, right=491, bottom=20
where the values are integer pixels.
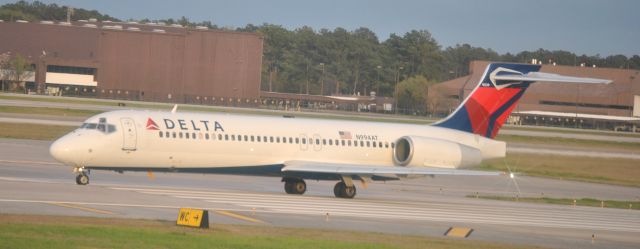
left=492, top=72, right=611, bottom=84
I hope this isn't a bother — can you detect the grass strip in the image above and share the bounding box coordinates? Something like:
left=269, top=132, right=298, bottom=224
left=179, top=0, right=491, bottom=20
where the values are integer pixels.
left=0, top=214, right=548, bottom=249
left=0, top=106, right=101, bottom=117
left=0, top=123, right=75, bottom=140
left=480, top=153, right=640, bottom=187
left=468, top=195, right=640, bottom=210
left=495, top=134, right=640, bottom=152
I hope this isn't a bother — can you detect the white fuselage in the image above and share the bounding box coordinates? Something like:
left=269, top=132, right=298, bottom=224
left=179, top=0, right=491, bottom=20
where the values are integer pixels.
left=50, top=110, right=505, bottom=172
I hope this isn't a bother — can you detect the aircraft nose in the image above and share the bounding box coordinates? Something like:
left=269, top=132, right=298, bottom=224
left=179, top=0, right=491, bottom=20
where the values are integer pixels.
left=50, top=136, right=80, bottom=166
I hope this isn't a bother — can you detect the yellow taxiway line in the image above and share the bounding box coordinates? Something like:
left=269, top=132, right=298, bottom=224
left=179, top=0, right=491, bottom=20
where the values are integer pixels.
left=215, top=210, right=265, bottom=224
left=49, top=202, right=116, bottom=215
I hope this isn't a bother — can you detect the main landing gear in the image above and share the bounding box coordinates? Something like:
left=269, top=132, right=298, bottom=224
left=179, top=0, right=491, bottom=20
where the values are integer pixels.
left=282, top=177, right=357, bottom=198
left=74, top=167, right=89, bottom=185
left=283, top=178, right=306, bottom=195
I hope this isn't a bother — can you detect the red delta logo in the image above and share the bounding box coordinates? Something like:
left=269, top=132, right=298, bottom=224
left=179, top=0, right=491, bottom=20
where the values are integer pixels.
left=146, top=118, right=160, bottom=130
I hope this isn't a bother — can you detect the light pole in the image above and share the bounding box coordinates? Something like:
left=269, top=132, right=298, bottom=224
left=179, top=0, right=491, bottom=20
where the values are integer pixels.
left=376, top=65, right=382, bottom=96
left=394, top=66, right=403, bottom=114
left=319, top=63, right=325, bottom=96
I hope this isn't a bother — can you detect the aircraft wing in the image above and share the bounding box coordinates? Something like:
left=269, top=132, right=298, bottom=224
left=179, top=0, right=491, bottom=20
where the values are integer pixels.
left=282, top=160, right=502, bottom=176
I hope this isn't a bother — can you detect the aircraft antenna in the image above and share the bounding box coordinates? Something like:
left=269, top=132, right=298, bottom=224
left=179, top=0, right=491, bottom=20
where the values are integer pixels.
left=171, top=104, right=178, bottom=113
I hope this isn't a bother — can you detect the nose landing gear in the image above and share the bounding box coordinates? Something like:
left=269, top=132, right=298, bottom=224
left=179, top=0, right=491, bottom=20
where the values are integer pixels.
left=74, top=167, right=90, bottom=185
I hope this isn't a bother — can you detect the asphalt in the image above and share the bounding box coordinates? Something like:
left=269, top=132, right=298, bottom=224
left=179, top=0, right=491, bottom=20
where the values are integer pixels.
left=0, top=138, right=639, bottom=249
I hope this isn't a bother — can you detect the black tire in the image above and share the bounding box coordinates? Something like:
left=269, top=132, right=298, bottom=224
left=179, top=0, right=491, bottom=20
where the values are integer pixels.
left=76, top=174, right=89, bottom=185
left=342, top=186, right=356, bottom=199
left=333, top=182, right=345, bottom=197
left=292, top=180, right=306, bottom=195
left=284, top=181, right=294, bottom=194
left=334, top=182, right=356, bottom=198
left=284, top=179, right=306, bottom=195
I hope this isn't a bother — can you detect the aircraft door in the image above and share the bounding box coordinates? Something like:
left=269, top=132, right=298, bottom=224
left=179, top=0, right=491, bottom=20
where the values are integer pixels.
left=120, top=118, right=137, bottom=151
left=299, top=134, right=308, bottom=151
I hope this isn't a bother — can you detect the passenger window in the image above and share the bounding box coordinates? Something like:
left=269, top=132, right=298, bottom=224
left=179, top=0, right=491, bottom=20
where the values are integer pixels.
left=172, top=132, right=176, bottom=138
left=360, top=141, right=365, bottom=147
left=348, top=140, right=352, bottom=146
left=341, top=140, right=345, bottom=146
left=218, top=134, right=223, bottom=140
left=270, top=136, right=274, bottom=143
left=238, top=135, right=242, bottom=141
left=302, top=138, right=306, bottom=144
left=289, top=137, right=293, bottom=143
left=257, top=136, right=261, bottom=142
left=244, top=135, right=248, bottom=141
left=193, top=133, right=196, bottom=139
left=367, top=141, right=371, bottom=147
left=205, top=134, right=210, bottom=140
left=315, top=139, right=320, bottom=145
left=185, top=133, right=190, bottom=139
left=231, top=135, right=236, bottom=141
left=322, top=139, right=326, bottom=145
left=159, top=131, right=163, bottom=138
left=385, top=142, right=389, bottom=148
left=328, top=140, right=333, bottom=145
left=251, top=136, right=255, bottom=142
left=391, top=142, right=395, bottom=148
left=263, top=136, right=268, bottom=142
left=379, top=142, right=383, bottom=148
left=179, top=132, right=183, bottom=139
left=295, top=138, right=299, bottom=144
left=276, top=137, right=280, bottom=143
left=372, top=141, right=376, bottom=148
left=225, top=134, right=229, bottom=140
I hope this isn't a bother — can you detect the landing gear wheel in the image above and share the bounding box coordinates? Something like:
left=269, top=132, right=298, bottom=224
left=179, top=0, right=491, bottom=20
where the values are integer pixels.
left=333, top=182, right=356, bottom=199
left=283, top=179, right=306, bottom=195
left=75, top=174, right=89, bottom=185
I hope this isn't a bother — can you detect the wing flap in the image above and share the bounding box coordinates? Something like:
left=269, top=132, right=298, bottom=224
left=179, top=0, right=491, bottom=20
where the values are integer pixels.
left=282, top=161, right=501, bottom=176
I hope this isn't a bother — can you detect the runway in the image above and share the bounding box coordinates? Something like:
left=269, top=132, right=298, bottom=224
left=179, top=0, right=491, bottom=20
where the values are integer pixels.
left=0, top=138, right=639, bottom=249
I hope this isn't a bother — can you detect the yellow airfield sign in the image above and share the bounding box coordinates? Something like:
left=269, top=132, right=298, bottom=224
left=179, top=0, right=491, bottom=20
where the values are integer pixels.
left=176, top=208, right=209, bottom=228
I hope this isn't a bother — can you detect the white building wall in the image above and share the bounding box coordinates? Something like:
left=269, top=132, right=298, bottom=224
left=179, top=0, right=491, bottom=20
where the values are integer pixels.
left=45, top=72, right=97, bottom=86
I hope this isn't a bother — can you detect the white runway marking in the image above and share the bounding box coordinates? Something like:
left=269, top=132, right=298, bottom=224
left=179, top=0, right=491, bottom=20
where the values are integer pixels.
left=112, top=187, right=640, bottom=233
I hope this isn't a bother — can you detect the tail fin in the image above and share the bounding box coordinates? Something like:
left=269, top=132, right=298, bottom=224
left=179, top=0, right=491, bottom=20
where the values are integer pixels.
left=433, top=63, right=610, bottom=138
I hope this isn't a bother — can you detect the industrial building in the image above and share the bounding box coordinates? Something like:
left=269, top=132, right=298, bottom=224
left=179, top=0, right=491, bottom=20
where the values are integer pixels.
left=0, top=19, right=263, bottom=105
left=434, top=60, right=640, bottom=131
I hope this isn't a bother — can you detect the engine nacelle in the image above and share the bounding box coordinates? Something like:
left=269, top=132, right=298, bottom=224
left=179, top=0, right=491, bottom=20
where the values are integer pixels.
left=393, top=136, right=482, bottom=169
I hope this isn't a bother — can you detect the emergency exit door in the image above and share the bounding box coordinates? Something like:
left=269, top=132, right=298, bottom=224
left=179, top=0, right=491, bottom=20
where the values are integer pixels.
left=120, top=118, right=137, bottom=151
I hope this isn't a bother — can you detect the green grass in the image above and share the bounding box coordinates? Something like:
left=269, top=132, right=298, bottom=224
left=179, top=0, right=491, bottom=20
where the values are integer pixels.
left=0, top=215, right=549, bottom=249
left=0, top=106, right=101, bottom=117
left=0, top=123, right=75, bottom=140
left=495, top=134, right=640, bottom=152
left=480, top=153, right=640, bottom=187
left=505, top=125, right=640, bottom=138
left=469, top=196, right=640, bottom=210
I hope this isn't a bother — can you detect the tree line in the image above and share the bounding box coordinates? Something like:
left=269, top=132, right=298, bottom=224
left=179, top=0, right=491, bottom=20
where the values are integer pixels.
left=2, top=0, right=639, bottom=101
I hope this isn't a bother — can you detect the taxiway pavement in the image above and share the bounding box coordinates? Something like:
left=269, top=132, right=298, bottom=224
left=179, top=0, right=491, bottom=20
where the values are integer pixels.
left=0, top=138, right=639, bottom=249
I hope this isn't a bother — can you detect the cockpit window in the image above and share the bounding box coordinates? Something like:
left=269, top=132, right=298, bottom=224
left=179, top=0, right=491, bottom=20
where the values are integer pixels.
left=80, top=117, right=116, bottom=134
left=81, top=123, right=97, bottom=129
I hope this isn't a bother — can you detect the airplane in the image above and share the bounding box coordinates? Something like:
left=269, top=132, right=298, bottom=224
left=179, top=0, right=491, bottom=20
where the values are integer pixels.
left=49, top=63, right=610, bottom=198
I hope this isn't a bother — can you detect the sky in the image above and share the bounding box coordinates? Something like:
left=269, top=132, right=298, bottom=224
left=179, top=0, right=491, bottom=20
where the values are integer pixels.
left=4, top=0, right=639, bottom=56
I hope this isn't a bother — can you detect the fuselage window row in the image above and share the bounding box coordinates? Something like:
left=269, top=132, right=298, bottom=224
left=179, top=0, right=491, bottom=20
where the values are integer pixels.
left=157, top=131, right=394, bottom=149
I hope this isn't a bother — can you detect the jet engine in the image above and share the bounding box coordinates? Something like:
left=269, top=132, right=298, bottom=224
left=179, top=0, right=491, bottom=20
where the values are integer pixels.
left=393, top=136, right=482, bottom=169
